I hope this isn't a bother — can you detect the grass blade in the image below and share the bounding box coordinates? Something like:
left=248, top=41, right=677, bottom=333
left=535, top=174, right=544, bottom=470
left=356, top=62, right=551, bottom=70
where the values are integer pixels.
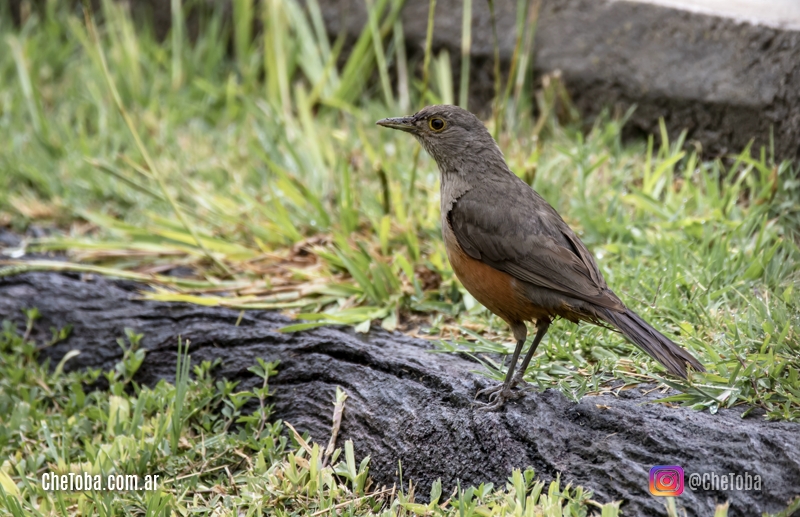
left=458, top=0, right=472, bottom=109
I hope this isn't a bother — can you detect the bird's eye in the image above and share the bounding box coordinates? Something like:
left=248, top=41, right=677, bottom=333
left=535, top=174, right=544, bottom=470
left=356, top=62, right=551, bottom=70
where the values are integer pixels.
left=429, top=118, right=446, bottom=131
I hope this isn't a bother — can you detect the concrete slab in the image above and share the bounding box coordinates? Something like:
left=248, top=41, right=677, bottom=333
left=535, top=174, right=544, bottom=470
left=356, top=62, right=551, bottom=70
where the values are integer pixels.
left=533, top=0, right=800, bottom=158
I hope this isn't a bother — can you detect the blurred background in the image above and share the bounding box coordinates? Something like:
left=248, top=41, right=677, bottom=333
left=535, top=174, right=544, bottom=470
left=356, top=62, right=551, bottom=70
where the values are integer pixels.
left=8, top=0, right=800, bottom=158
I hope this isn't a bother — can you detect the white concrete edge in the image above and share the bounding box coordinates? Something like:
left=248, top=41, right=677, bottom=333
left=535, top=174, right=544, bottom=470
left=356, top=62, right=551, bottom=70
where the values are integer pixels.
left=618, top=0, right=800, bottom=31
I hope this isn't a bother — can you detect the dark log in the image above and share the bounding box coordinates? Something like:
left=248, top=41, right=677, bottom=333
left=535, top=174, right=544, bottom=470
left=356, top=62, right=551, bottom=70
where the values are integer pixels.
left=1, top=271, right=798, bottom=516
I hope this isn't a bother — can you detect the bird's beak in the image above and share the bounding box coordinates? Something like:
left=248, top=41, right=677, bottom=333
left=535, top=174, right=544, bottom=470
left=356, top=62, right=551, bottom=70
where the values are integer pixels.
left=376, top=116, right=417, bottom=133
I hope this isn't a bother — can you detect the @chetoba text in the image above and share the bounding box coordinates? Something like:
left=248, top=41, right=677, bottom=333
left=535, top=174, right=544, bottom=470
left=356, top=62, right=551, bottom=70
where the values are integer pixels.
left=649, top=466, right=762, bottom=496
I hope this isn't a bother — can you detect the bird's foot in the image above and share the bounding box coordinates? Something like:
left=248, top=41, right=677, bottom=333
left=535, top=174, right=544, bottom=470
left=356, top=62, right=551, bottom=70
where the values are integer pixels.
left=474, top=374, right=530, bottom=411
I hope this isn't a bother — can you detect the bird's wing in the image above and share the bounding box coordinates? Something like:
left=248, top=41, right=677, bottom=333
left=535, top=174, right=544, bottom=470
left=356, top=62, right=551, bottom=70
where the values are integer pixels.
left=448, top=183, right=624, bottom=310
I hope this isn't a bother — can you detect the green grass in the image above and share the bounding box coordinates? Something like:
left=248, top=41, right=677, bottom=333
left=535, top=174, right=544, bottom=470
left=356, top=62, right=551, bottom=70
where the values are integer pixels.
left=0, top=313, right=628, bottom=516
left=0, top=1, right=799, bottom=514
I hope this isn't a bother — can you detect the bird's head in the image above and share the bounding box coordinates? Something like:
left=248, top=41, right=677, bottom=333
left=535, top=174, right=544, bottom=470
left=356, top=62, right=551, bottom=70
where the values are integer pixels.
left=377, top=105, right=502, bottom=173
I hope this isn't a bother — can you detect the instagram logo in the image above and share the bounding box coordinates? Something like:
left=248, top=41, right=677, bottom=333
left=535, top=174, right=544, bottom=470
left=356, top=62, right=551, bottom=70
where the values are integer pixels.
left=649, top=466, right=684, bottom=496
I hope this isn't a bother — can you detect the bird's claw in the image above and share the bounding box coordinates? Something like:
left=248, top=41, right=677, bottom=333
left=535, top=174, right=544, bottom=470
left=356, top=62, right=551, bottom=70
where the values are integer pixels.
left=473, top=375, right=530, bottom=411
left=474, top=387, right=523, bottom=411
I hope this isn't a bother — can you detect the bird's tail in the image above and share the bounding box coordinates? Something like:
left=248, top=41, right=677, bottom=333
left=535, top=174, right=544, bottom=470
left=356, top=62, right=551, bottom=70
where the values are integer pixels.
left=599, top=308, right=704, bottom=378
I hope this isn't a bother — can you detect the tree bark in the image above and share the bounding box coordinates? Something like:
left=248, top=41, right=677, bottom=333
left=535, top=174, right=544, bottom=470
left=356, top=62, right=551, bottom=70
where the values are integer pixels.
left=1, top=271, right=798, bottom=516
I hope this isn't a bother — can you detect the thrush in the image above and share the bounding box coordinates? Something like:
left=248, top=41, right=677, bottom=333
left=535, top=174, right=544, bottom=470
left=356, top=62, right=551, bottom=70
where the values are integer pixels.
left=378, top=105, right=704, bottom=410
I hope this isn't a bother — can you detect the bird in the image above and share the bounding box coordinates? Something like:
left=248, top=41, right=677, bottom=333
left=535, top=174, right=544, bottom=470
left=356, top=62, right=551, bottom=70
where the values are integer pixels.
left=377, top=105, right=705, bottom=410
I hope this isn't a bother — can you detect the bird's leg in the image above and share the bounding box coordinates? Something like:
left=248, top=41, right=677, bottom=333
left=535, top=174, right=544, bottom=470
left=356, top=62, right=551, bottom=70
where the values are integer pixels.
left=509, top=319, right=550, bottom=388
left=475, top=337, right=525, bottom=400
left=475, top=320, right=550, bottom=411
left=474, top=322, right=527, bottom=409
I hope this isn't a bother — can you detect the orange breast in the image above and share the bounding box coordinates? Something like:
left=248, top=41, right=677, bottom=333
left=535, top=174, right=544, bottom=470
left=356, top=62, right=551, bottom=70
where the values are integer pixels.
left=442, top=220, right=548, bottom=325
